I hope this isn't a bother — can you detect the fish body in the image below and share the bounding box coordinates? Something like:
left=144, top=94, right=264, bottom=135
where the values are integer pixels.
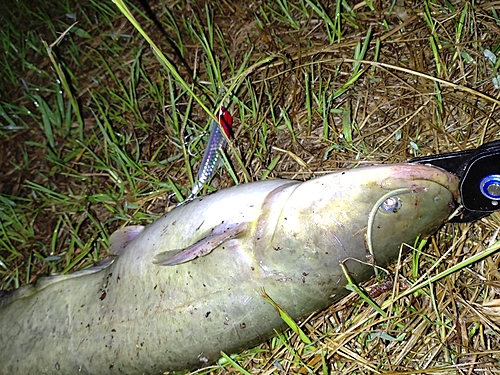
left=0, top=164, right=459, bottom=374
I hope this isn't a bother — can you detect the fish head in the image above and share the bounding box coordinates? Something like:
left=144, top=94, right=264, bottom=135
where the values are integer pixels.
left=256, top=163, right=460, bottom=306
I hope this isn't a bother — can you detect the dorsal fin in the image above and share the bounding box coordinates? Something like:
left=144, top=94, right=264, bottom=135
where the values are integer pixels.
left=153, top=222, right=247, bottom=266
left=109, top=225, right=145, bottom=255
left=0, top=258, right=114, bottom=309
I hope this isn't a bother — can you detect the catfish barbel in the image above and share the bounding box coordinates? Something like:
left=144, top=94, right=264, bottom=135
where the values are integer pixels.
left=0, top=164, right=459, bottom=374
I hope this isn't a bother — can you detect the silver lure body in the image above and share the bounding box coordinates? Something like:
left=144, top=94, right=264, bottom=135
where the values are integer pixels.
left=188, top=119, right=228, bottom=200
left=188, top=107, right=233, bottom=200
left=0, top=164, right=459, bottom=374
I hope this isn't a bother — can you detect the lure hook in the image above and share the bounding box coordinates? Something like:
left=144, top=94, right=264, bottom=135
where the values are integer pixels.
left=167, top=192, right=180, bottom=206
left=184, top=132, right=208, bottom=157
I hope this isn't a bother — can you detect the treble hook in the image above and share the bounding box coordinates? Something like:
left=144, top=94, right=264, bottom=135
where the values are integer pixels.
left=167, top=192, right=180, bottom=206
left=184, top=132, right=208, bottom=157
left=168, top=190, right=200, bottom=207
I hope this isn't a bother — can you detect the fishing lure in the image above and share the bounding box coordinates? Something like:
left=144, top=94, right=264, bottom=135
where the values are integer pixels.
left=187, top=107, right=233, bottom=201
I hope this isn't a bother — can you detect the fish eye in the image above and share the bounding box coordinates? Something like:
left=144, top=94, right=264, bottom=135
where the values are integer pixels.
left=379, top=196, right=402, bottom=213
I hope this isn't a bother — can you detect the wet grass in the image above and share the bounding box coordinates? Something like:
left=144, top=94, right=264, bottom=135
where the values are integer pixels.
left=1, top=0, right=500, bottom=373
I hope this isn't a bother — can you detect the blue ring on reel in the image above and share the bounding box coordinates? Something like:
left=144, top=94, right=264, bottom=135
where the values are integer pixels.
left=479, top=175, right=500, bottom=200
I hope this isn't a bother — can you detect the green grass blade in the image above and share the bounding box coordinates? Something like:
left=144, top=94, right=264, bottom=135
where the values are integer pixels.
left=260, top=288, right=312, bottom=345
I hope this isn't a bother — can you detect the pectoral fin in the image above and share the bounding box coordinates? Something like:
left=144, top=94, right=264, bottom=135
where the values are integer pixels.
left=153, top=222, right=247, bottom=266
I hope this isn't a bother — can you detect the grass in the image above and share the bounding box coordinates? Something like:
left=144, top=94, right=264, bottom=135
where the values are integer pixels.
left=1, top=0, right=500, bottom=373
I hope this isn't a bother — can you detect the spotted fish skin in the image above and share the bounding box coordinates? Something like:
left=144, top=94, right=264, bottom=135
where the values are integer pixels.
left=0, top=164, right=459, bottom=374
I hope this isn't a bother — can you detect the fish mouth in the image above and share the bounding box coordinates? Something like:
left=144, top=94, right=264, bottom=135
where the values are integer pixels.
left=379, top=163, right=461, bottom=202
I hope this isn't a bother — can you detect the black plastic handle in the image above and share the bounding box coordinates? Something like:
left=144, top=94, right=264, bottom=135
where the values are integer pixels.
left=411, top=141, right=500, bottom=222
